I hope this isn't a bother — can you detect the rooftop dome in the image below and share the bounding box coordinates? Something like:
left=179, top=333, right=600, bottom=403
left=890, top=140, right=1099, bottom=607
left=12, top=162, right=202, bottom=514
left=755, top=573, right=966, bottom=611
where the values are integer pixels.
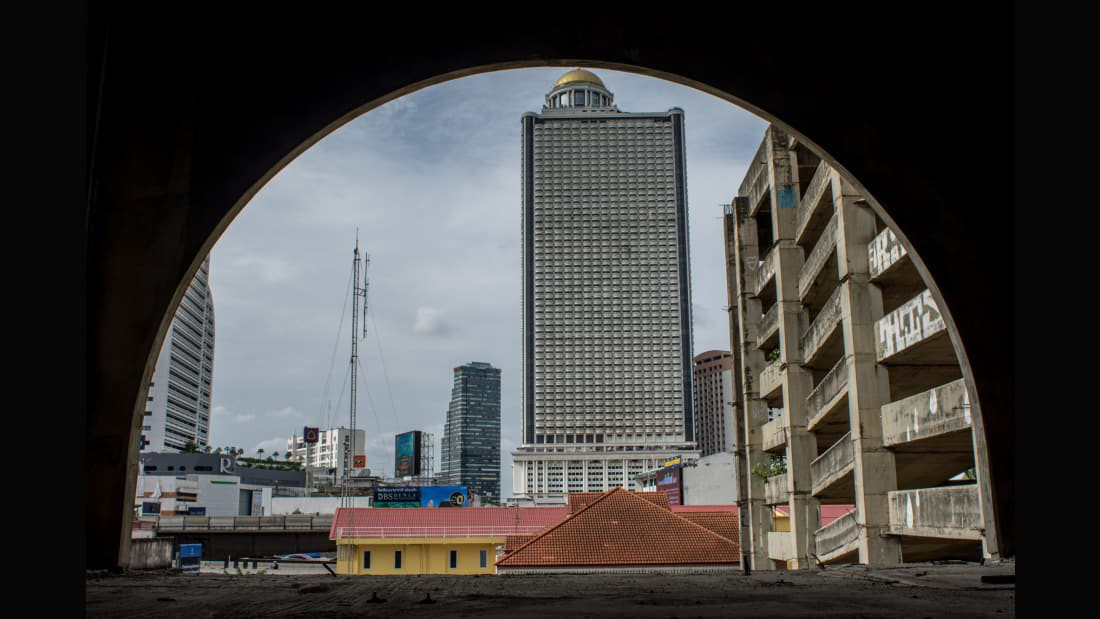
left=553, top=69, right=606, bottom=89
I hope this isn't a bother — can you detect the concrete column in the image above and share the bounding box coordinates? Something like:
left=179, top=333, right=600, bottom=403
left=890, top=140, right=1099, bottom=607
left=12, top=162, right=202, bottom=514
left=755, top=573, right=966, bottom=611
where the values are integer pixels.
left=768, top=128, right=820, bottom=569
left=726, top=198, right=772, bottom=571
left=833, top=171, right=902, bottom=565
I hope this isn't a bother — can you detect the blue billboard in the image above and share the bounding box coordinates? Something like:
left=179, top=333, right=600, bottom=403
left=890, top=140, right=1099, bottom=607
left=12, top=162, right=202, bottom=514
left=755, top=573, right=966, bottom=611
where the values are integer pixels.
left=394, top=431, right=422, bottom=477
left=420, top=486, right=468, bottom=508
left=373, top=485, right=468, bottom=508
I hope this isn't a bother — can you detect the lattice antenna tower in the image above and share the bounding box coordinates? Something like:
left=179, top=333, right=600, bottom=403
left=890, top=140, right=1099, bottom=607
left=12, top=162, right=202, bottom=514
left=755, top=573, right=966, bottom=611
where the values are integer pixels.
left=342, top=233, right=370, bottom=507
left=420, top=432, right=434, bottom=479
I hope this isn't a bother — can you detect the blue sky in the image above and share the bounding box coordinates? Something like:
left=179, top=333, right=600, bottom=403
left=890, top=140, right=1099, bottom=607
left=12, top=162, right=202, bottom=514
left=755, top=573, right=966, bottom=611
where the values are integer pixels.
left=207, top=67, right=768, bottom=495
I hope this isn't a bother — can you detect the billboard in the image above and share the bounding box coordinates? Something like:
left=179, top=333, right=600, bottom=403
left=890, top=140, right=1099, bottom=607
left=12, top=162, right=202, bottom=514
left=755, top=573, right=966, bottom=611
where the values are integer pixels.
left=420, top=486, right=468, bottom=508
left=373, top=486, right=468, bottom=508
left=303, top=427, right=319, bottom=444
left=655, top=464, right=683, bottom=506
left=374, top=486, right=420, bottom=507
left=394, top=431, right=422, bottom=477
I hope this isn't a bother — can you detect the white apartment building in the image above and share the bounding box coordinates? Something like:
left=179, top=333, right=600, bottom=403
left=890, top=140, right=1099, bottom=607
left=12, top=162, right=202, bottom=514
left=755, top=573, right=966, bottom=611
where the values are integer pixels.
left=512, top=69, right=699, bottom=502
left=141, top=255, right=215, bottom=453
left=286, top=427, right=366, bottom=482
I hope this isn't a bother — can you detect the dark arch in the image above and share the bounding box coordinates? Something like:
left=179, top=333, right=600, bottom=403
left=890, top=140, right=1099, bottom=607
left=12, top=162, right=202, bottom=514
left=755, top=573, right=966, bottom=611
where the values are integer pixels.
left=87, top=8, right=1013, bottom=569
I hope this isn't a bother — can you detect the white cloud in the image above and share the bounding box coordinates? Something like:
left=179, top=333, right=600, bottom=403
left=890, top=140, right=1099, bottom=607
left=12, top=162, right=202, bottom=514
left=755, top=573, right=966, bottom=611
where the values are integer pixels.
left=412, top=306, right=451, bottom=336
left=268, top=406, right=301, bottom=418
left=251, top=437, right=290, bottom=456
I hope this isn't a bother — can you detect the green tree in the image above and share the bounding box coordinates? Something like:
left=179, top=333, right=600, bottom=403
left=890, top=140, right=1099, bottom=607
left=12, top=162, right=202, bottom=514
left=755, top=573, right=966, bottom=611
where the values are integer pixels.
left=182, top=440, right=200, bottom=453
left=752, top=453, right=787, bottom=481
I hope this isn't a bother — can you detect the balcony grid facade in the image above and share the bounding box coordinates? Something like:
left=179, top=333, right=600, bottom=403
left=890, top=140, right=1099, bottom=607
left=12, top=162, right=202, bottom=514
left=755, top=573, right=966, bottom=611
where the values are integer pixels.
left=142, top=255, right=215, bottom=453
left=724, top=126, right=999, bottom=570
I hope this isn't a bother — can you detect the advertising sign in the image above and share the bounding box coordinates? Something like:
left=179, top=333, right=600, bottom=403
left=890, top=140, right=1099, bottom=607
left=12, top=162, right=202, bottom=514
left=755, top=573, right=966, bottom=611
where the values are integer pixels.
left=374, top=486, right=421, bottom=508
left=373, top=486, right=469, bottom=508
left=655, top=465, right=683, bottom=506
left=303, top=427, right=319, bottom=444
left=420, top=486, right=468, bottom=508
left=187, top=506, right=206, bottom=516
left=394, top=431, right=422, bottom=477
left=353, top=455, right=366, bottom=468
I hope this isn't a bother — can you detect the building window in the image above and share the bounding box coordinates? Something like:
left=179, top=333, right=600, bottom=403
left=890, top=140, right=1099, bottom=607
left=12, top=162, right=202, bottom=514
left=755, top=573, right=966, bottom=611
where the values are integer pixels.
left=394, top=550, right=402, bottom=569
left=449, top=550, right=458, bottom=569
left=363, top=551, right=371, bottom=570
left=479, top=550, right=487, bottom=569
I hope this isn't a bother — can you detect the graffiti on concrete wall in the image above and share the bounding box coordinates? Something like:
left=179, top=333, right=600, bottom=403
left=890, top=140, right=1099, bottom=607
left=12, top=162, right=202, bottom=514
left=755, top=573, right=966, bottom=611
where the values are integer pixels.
left=868, top=228, right=908, bottom=278
left=876, top=289, right=945, bottom=360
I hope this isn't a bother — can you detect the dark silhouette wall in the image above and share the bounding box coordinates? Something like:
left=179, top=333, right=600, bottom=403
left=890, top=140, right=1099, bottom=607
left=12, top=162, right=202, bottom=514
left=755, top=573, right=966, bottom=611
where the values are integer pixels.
left=87, top=7, right=1013, bottom=568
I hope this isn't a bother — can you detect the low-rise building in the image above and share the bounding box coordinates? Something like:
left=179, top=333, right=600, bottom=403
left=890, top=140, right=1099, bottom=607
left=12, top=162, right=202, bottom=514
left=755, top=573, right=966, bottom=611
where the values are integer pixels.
left=136, top=452, right=305, bottom=517
left=496, top=488, right=739, bottom=574
left=329, top=506, right=568, bottom=575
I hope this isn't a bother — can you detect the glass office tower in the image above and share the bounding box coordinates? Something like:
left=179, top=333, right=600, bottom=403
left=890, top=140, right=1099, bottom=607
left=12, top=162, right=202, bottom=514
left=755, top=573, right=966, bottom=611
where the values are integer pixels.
left=441, top=362, right=502, bottom=504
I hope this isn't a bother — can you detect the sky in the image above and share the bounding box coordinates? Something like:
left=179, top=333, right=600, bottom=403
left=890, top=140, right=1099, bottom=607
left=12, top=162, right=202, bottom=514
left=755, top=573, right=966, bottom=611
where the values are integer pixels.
left=206, top=67, right=768, bottom=496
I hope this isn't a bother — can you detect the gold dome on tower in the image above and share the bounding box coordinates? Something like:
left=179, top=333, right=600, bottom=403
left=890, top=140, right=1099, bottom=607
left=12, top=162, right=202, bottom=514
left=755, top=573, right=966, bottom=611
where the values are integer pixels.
left=553, top=69, right=606, bottom=89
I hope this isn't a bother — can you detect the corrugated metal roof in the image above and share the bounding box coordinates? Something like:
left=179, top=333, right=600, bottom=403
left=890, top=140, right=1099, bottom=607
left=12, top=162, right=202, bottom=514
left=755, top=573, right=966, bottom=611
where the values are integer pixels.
left=329, top=506, right=568, bottom=539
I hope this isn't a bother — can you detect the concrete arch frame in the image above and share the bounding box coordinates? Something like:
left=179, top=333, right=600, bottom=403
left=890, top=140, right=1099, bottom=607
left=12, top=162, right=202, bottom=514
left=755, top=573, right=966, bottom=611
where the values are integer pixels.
left=87, top=9, right=1013, bottom=569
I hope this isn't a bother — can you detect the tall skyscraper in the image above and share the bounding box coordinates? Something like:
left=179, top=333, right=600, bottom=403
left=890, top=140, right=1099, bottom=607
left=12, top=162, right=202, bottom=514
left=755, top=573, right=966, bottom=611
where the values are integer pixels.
left=692, top=350, right=735, bottom=457
left=512, top=70, right=698, bottom=502
left=141, top=255, right=215, bottom=453
left=441, top=362, right=501, bottom=504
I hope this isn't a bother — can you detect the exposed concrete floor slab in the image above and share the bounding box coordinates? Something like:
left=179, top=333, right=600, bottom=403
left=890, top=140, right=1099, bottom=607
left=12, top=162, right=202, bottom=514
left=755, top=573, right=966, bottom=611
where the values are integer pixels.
left=86, top=561, right=1014, bottom=617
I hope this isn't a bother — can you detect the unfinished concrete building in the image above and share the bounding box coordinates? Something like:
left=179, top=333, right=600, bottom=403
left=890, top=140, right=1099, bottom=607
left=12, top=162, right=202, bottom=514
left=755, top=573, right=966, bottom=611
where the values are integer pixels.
left=724, top=125, right=999, bottom=569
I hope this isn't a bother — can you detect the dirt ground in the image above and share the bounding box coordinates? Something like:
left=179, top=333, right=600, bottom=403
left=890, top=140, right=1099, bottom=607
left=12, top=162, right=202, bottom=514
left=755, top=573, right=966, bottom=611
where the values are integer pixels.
left=86, top=561, right=1014, bottom=617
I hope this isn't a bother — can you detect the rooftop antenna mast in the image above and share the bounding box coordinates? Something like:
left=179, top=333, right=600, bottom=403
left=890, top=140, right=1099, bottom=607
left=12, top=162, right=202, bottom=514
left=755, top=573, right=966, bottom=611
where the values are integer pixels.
left=342, top=232, right=370, bottom=508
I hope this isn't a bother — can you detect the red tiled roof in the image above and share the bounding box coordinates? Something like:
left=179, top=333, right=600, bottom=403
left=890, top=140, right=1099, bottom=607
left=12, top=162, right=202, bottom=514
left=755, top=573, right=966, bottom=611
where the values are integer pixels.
left=773, top=504, right=855, bottom=527
left=497, top=488, right=740, bottom=568
left=330, top=506, right=568, bottom=539
left=671, top=504, right=739, bottom=514
left=568, top=490, right=669, bottom=513
left=679, top=511, right=740, bottom=547
left=504, top=534, right=535, bottom=553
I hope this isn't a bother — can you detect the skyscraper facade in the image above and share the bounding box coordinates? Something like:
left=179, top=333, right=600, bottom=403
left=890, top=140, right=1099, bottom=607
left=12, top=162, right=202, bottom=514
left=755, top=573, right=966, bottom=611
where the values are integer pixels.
left=512, top=70, right=698, bottom=502
left=441, top=362, right=501, bottom=504
left=692, top=350, right=735, bottom=457
left=141, top=255, right=215, bottom=453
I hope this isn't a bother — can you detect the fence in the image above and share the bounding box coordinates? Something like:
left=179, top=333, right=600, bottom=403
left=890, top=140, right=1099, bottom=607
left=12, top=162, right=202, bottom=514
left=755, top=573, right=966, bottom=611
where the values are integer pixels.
left=334, top=525, right=548, bottom=539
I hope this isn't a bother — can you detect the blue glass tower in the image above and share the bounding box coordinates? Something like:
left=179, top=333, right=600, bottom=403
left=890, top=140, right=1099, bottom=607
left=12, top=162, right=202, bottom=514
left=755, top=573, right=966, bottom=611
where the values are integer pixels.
left=440, top=362, right=501, bottom=504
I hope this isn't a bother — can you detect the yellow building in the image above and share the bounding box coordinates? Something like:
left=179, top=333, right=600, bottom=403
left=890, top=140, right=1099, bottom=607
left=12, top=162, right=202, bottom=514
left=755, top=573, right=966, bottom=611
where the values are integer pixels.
left=335, top=538, right=499, bottom=575
left=330, top=506, right=568, bottom=575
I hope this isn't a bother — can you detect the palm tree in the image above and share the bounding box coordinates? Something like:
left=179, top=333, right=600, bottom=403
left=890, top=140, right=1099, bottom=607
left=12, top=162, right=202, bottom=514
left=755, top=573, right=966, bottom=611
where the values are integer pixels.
left=257, top=448, right=265, bottom=458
